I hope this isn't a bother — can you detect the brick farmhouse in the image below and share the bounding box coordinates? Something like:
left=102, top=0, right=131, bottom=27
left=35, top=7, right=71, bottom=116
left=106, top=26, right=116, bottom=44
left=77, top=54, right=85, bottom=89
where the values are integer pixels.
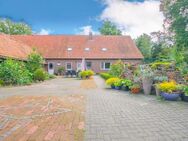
left=0, top=34, right=143, bottom=74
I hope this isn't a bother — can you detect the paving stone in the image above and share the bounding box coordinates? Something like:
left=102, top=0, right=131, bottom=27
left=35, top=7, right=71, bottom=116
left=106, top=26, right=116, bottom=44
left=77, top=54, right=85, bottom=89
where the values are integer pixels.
left=85, top=76, right=188, bottom=141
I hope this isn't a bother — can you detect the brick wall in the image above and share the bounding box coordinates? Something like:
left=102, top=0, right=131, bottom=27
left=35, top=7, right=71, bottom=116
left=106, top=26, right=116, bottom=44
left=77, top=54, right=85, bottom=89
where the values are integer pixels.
left=45, top=59, right=143, bottom=74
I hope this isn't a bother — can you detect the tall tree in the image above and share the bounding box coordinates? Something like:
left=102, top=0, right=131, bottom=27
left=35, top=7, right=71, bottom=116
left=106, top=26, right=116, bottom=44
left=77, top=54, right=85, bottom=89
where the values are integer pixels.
left=0, top=19, right=32, bottom=35
left=99, top=21, right=122, bottom=35
left=135, top=34, right=152, bottom=62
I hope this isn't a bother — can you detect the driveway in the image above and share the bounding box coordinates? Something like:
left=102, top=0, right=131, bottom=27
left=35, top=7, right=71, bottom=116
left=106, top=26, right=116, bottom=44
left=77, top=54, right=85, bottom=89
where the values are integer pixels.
left=0, top=76, right=188, bottom=141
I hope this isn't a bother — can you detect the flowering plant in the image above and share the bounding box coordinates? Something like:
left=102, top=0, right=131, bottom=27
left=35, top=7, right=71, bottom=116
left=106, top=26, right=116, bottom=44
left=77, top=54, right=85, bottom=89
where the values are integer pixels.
left=158, top=81, right=178, bottom=93
left=106, top=78, right=120, bottom=86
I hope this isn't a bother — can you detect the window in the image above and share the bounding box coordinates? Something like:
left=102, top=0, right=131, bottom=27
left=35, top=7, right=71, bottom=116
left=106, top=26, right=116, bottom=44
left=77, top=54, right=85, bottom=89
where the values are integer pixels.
left=86, top=62, right=92, bottom=70
left=102, top=48, right=107, bottom=51
left=67, top=47, right=72, bottom=51
left=101, top=62, right=111, bottom=70
left=85, top=48, right=90, bottom=51
left=66, top=62, right=72, bottom=70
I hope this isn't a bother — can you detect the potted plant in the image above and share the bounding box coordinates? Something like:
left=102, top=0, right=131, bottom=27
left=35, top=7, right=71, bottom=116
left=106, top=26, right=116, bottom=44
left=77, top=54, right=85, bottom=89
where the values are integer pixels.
left=158, top=81, right=181, bottom=101
left=114, top=80, right=122, bottom=90
left=139, top=65, right=154, bottom=95
left=57, top=66, right=65, bottom=76
left=153, top=76, right=168, bottom=96
left=121, top=79, right=133, bottom=91
left=181, top=85, right=188, bottom=102
left=106, top=78, right=120, bottom=89
left=130, top=84, right=140, bottom=94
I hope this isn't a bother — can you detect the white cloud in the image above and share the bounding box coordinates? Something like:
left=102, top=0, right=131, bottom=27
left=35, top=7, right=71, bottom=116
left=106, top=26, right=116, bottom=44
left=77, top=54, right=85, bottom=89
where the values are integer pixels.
left=37, top=29, right=51, bottom=35
left=100, top=0, right=164, bottom=38
left=77, top=25, right=99, bottom=35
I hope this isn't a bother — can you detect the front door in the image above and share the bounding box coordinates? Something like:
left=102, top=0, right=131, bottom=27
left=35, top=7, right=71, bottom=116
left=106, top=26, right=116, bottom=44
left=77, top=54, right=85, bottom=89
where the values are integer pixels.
left=77, top=62, right=82, bottom=71
left=48, top=62, right=54, bottom=75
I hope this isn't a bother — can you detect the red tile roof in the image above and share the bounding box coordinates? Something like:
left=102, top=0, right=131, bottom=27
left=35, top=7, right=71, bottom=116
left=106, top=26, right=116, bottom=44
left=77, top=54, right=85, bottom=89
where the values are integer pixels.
left=0, top=34, right=32, bottom=60
left=11, top=35, right=143, bottom=59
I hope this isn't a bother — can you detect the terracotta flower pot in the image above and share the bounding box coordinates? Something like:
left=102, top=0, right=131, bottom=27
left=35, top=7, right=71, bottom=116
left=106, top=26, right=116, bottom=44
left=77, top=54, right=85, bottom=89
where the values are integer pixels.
left=131, top=88, right=140, bottom=94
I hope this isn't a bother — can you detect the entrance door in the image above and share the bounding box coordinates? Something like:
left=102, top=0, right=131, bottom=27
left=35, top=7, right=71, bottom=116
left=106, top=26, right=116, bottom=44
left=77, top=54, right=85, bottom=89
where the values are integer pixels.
left=77, top=62, right=82, bottom=71
left=48, top=62, right=54, bottom=75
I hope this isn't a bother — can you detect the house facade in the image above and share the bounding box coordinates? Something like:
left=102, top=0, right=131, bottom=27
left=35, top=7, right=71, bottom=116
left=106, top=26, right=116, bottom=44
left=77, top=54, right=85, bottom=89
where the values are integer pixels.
left=0, top=34, right=144, bottom=74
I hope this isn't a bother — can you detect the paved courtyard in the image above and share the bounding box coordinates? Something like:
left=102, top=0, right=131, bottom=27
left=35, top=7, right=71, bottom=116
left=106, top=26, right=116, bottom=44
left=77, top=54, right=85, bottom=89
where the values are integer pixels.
left=0, top=76, right=188, bottom=141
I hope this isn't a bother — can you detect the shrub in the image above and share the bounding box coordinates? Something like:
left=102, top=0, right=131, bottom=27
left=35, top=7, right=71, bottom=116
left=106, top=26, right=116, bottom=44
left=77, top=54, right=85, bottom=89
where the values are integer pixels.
left=150, top=62, right=172, bottom=70
left=114, top=80, right=122, bottom=87
left=0, top=80, right=4, bottom=86
left=100, top=73, right=113, bottom=80
left=26, top=50, right=44, bottom=73
left=79, top=70, right=94, bottom=79
left=48, top=74, right=56, bottom=79
left=158, top=81, right=178, bottom=93
left=121, top=79, right=133, bottom=88
left=109, top=60, right=125, bottom=77
left=106, top=78, right=120, bottom=86
left=33, top=68, right=47, bottom=81
left=57, top=66, right=65, bottom=75
left=0, top=59, right=32, bottom=85
left=183, top=86, right=188, bottom=96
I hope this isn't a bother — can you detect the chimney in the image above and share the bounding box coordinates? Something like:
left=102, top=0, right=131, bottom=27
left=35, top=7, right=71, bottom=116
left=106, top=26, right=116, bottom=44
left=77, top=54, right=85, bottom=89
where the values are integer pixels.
left=89, top=32, right=93, bottom=40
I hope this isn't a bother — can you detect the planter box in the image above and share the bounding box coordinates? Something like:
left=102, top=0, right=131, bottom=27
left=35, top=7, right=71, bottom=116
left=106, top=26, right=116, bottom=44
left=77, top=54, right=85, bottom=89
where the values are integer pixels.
left=161, top=92, right=180, bottom=101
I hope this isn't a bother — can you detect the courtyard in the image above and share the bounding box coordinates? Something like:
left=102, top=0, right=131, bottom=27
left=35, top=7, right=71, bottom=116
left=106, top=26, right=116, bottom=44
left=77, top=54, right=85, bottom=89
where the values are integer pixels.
left=0, top=76, right=188, bottom=141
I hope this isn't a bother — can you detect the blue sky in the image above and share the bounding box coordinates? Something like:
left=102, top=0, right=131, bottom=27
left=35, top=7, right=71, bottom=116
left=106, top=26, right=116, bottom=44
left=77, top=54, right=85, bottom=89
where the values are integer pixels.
left=0, top=0, right=163, bottom=38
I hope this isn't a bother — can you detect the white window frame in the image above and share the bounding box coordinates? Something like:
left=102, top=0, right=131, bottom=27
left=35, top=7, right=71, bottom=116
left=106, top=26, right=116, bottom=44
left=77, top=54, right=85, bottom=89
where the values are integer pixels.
left=66, top=62, right=72, bottom=70
left=86, top=62, right=92, bottom=70
left=101, top=62, right=111, bottom=70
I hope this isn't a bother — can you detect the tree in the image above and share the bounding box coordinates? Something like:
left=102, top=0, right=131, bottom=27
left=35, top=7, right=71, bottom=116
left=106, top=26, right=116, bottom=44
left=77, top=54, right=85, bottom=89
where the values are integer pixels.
left=135, top=34, right=152, bottom=62
left=169, top=0, right=188, bottom=50
left=99, top=21, right=122, bottom=35
left=0, top=19, right=32, bottom=35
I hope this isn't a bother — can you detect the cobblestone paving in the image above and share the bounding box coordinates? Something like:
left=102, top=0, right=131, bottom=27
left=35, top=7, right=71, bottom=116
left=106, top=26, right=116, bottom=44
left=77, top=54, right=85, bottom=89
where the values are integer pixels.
left=1, top=77, right=188, bottom=141
left=85, top=76, right=188, bottom=141
left=0, top=78, right=85, bottom=141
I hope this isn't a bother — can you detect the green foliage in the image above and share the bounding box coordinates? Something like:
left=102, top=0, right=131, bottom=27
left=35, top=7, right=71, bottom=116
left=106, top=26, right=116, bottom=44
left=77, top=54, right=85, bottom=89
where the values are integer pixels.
left=151, top=42, right=170, bottom=62
left=0, top=18, right=32, bottom=35
left=79, top=70, right=94, bottom=79
left=130, top=84, right=140, bottom=89
left=135, top=34, right=152, bottom=61
left=170, top=0, right=188, bottom=50
left=26, top=50, right=44, bottom=74
left=48, top=74, right=56, bottom=79
left=114, top=80, right=122, bottom=87
left=139, top=65, right=154, bottom=79
left=150, top=62, right=172, bottom=70
left=121, top=79, right=133, bottom=88
left=182, top=85, right=188, bottom=96
left=0, top=59, right=32, bottom=85
left=33, top=68, right=47, bottom=81
left=0, top=80, right=4, bottom=86
left=100, top=73, right=113, bottom=80
left=109, top=60, right=125, bottom=77
left=58, top=66, right=65, bottom=75
left=99, top=21, right=122, bottom=35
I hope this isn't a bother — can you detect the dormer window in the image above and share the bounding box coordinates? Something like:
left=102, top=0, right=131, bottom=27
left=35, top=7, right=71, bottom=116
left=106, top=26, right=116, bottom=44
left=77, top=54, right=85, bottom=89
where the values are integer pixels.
left=67, top=47, right=72, bottom=51
left=85, top=48, right=90, bottom=51
left=102, top=48, right=107, bottom=51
